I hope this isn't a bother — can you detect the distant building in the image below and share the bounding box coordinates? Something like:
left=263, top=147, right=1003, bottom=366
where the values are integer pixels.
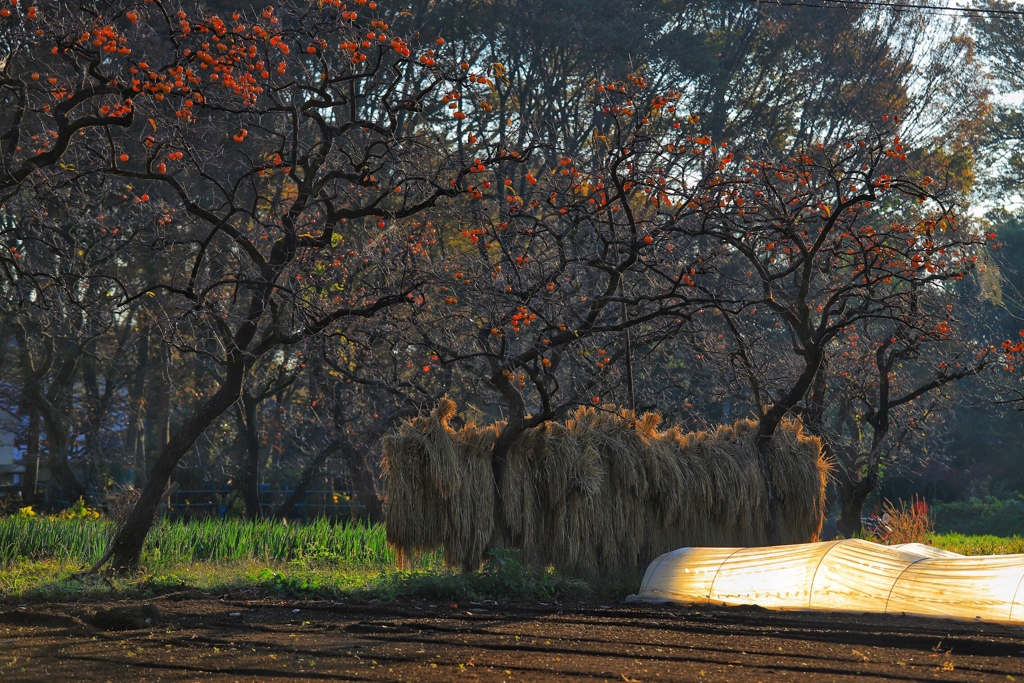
left=0, top=408, right=22, bottom=499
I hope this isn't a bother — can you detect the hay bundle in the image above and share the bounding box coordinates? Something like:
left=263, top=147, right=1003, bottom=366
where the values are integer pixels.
left=382, top=401, right=829, bottom=575
left=380, top=397, right=495, bottom=570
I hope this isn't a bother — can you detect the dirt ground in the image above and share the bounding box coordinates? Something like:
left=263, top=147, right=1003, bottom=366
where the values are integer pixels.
left=3, top=595, right=1024, bottom=682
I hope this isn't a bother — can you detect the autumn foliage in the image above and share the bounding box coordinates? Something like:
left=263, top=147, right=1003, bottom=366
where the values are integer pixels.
left=0, top=0, right=1008, bottom=562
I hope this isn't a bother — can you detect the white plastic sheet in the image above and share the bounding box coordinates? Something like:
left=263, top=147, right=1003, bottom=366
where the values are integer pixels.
left=636, top=539, right=1024, bottom=624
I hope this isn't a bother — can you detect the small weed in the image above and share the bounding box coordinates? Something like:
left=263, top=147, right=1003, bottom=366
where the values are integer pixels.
left=57, top=498, right=103, bottom=521
left=870, top=497, right=933, bottom=545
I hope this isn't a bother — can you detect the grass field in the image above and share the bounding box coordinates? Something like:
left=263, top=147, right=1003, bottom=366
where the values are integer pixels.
left=0, top=516, right=422, bottom=568
left=0, top=517, right=595, bottom=603
left=1, top=517, right=1021, bottom=604
left=926, top=531, right=1024, bottom=555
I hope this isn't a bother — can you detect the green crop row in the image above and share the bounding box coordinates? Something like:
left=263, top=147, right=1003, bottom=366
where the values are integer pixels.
left=0, top=517, right=444, bottom=569
left=3, top=516, right=1023, bottom=571
left=927, top=532, right=1024, bottom=556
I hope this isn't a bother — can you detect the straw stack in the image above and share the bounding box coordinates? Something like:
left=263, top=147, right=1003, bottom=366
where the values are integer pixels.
left=382, top=400, right=829, bottom=575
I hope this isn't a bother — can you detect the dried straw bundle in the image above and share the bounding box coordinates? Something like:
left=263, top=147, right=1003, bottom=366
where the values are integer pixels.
left=382, top=400, right=829, bottom=575
left=381, top=398, right=496, bottom=570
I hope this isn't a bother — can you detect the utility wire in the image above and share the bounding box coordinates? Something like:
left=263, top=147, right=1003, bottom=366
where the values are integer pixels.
left=747, top=0, right=1024, bottom=17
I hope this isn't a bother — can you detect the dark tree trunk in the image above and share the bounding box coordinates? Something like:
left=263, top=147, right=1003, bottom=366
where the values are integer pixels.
left=754, top=347, right=824, bottom=543
left=478, top=376, right=532, bottom=572
left=20, top=404, right=40, bottom=504
left=490, top=372, right=528, bottom=492
left=37, top=394, right=86, bottom=504
left=80, top=356, right=114, bottom=478
left=337, top=432, right=385, bottom=524
left=143, top=344, right=172, bottom=484
left=236, top=393, right=263, bottom=520
left=126, top=332, right=149, bottom=487
left=15, top=329, right=85, bottom=504
left=620, top=283, right=635, bottom=412
left=273, top=440, right=341, bottom=520
left=837, top=474, right=877, bottom=538
left=353, top=452, right=383, bottom=523
left=109, top=363, right=246, bottom=570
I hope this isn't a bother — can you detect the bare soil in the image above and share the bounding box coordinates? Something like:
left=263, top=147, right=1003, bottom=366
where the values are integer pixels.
left=2, top=596, right=1024, bottom=682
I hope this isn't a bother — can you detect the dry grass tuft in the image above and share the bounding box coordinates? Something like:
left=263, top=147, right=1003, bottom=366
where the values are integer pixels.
left=383, top=401, right=830, bottom=575
left=874, top=497, right=935, bottom=545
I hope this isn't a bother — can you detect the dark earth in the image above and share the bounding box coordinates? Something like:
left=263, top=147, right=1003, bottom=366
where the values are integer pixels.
left=3, top=596, right=1024, bottom=682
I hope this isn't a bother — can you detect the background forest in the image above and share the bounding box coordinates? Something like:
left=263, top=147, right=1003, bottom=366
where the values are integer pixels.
left=3, top=0, right=1024, bottom=553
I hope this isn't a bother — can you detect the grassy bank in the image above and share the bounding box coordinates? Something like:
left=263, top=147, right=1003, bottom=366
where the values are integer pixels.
left=0, top=517, right=597, bottom=603
left=1, top=517, right=1021, bottom=604
left=0, top=557, right=599, bottom=604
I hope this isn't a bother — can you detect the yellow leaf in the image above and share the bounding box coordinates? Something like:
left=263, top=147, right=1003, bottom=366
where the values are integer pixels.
left=491, top=62, right=509, bottom=87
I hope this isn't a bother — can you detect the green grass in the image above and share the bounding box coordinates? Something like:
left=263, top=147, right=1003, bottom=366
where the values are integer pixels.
left=927, top=532, right=1024, bottom=556
left=3, top=517, right=1019, bottom=605
left=0, top=557, right=598, bottom=604
left=0, top=517, right=600, bottom=604
left=0, top=517, right=426, bottom=568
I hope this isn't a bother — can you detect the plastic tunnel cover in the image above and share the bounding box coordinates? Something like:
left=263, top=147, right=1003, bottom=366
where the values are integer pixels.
left=635, top=539, right=1024, bottom=625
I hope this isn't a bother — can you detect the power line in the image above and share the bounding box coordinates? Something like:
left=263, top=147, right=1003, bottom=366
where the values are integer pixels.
left=747, top=0, right=1024, bottom=17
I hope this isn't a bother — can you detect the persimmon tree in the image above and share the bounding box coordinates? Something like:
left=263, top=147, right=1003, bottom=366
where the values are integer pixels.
left=821, top=304, right=994, bottom=536
left=0, top=0, right=1000, bottom=547
left=405, top=74, right=745, bottom=499
left=0, top=0, right=166, bottom=502
left=685, top=123, right=989, bottom=536
left=398, top=67, right=990, bottom=541
left=10, top=0, right=505, bottom=570
left=0, top=1, right=141, bottom=193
